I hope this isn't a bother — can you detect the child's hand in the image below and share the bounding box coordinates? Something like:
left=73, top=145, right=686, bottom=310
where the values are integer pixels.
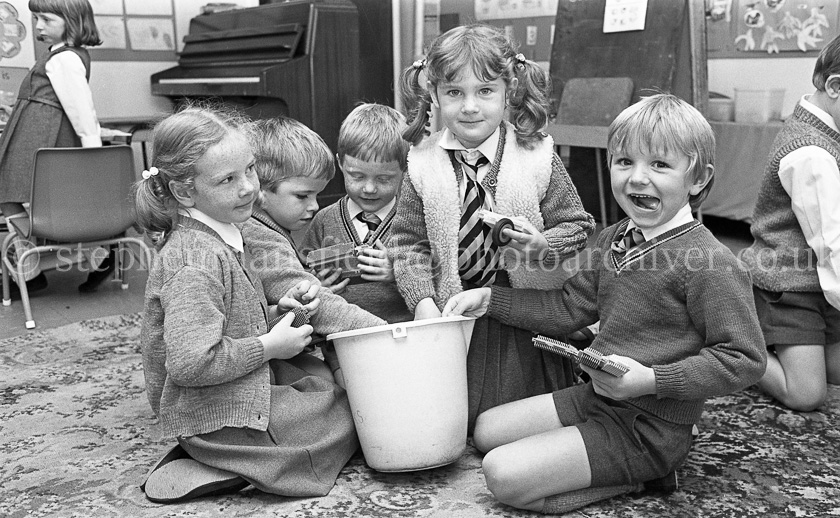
left=314, top=267, right=350, bottom=294
left=260, top=311, right=314, bottom=361
left=582, top=355, right=656, bottom=400
left=500, top=217, right=549, bottom=263
left=277, top=280, right=321, bottom=313
left=414, top=297, right=442, bottom=320
left=442, top=288, right=491, bottom=318
left=357, top=240, right=394, bottom=282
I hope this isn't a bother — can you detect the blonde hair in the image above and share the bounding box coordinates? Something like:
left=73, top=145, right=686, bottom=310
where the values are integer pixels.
left=400, top=23, right=551, bottom=149
left=607, top=94, right=715, bottom=209
left=132, top=105, right=251, bottom=246
left=250, top=117, right=334, bottom=196
left=337, top=103, right=409, bottom=171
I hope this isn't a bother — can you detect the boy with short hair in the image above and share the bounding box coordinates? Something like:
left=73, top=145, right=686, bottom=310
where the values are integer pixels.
left=302, top=103, right=412, bottom=323
left=741, top=34, right=840, bottom=411
left=442, top=94, right=767, bottom=514
left=239, top=116, right=385, bottom=380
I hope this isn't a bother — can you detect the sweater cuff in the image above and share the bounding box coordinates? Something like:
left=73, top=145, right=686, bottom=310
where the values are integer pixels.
left=401, top=281, right=438, bottom=312
left=487, top=286, right=514, bottom=322
left=653, top=364, right=687, bottom=400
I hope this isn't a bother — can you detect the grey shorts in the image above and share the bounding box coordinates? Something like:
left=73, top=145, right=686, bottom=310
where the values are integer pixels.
left=553, top=383, right=694, bottom=487
left=753, top=287, right=840, bottom=346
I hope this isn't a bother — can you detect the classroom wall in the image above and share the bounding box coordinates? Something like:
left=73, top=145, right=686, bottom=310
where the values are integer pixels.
left=433, top=0, right=816, bottom=119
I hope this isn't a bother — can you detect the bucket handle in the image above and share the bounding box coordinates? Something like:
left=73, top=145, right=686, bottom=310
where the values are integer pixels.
left=391, top=325, right=407, bottom=339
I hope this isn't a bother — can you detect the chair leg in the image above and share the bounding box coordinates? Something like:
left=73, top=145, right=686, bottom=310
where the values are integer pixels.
left=594, top=148, right=609, bottom=228
left=2, top=232, right=15, bottom=305
left=117, top=244, right=128, bottom=290
left=17, top=248, right=37, bottom=329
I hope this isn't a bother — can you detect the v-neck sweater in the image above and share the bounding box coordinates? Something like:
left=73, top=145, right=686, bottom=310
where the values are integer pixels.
left=488, top=219, right=767, bottom=425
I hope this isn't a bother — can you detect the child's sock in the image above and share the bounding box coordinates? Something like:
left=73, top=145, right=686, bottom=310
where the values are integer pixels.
left=542, top=483, right=642, bottom=514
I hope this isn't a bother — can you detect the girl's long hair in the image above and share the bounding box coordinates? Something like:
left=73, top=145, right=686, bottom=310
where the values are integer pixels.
left=400, top=23, right=551, bottom=149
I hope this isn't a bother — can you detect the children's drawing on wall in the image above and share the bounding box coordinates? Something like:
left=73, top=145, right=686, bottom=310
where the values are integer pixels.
left=475, top=0, right=558, bottom=20
left=0, top=2, right=26, bottom=60
left=733, top=0, right=837, bottom=53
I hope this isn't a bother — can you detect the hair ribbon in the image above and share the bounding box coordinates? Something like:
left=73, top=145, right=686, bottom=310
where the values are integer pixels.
left=142, top=166, right=159, bottom=180
left=413, top=58, right=426, bottom=70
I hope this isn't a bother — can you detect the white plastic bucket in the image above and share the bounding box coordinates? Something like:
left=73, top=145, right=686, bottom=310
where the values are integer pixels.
left=327, top=316, right=475, bottom=472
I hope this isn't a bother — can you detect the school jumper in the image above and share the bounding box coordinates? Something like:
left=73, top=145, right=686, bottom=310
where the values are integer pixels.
left=0, top=45, right=97, bottom=203
left=486, top=218, right=767, bottom=483
left=390, top=120, right=595, bottom=430
left=141, top=216, right=358, bottom=497
left=240, top=207, right=387, bottom=331
left=742, top=102, right=840, bottom=298
left=301, top=196, right=413, bottom=323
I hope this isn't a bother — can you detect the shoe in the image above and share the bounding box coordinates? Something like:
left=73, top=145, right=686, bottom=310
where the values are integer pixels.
left=141, top=445, right=248, bottom=504
left=6, top=272, right=48, bottom=301
left=642, top=470, right=679, bottom=495
left=78, top=248, right=116, bottom=293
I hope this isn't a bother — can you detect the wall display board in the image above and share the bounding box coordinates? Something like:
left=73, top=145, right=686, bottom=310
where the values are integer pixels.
left=707, top=0, right=838, bottom=57
left=549, top=0, right=707, bottom=112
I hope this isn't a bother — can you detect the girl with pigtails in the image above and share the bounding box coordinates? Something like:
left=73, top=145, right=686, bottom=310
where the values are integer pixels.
left=389, top=23, right=595, bottom=433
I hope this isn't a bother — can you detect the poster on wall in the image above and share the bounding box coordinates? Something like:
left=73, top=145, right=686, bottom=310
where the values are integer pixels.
left=708, top=0, right=839, bottom=56
left=475, top=0, right=559, bottom=20
left=0, top=0, right=35, bottom=68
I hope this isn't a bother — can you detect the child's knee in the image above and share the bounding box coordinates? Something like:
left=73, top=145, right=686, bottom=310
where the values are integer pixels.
left=482, top=449, right=527, bottom=508
left=472, top=412, right=494, bottom=453
left=783, top=385, right=826, bottom=412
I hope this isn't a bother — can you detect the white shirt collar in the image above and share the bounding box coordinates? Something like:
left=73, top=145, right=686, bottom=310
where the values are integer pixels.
left=801, top=95, right=840, bottom=133
left=179, top=207, right=244, bottom=253
left=630, top=204, right=694, bottom=242
left=438, top=126, right=500, bottom=163
left=347, top=197, right=396, bottom=221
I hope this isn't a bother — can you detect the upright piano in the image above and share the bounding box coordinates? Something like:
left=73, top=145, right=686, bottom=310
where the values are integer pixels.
left=151, top=1, right=361, bottom=202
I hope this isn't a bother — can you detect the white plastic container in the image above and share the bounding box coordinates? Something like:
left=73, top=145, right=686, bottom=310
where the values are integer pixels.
left=327, top=316, right=476, bottom=472
left=734, top=88, right=785, bottom=123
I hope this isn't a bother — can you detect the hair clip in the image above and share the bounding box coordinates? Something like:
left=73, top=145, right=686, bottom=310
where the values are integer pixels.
left=515, top=53, right=526, bottom=64
left=413, top=58, right=426, bottom=70
left=142, top=166, right=159, bottom=180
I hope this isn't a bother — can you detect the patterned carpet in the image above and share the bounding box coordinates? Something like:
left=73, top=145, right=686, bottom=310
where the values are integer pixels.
left=1, top=314, right=839, bottom=517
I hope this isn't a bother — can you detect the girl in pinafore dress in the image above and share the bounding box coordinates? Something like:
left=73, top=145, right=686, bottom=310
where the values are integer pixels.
left=0, top=0, right=102, bottom=292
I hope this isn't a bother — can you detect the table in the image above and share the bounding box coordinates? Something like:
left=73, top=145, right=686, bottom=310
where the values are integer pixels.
left=703, top=120, right=783, bottom=223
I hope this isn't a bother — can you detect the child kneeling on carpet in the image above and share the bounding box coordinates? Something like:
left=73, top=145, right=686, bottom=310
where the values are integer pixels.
left=741, top=34, right=840, bottom=412
left=443, top=94, right=767, bottom=514
left=134, top=106, right=361, bottom=503
left=240, top=115, right=387, bottom=386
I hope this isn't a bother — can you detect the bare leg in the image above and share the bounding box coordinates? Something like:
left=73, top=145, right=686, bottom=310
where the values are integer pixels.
left=473, top=393, right=560, bottom=453
left=758, top=343, right=827, bottom=411
left=482, top=426, right=592, bottom=511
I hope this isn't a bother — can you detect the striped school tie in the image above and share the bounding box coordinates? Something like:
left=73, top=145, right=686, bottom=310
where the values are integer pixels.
left=356, top=212, right=381, bottom=239
left=611, top=226, right=646, bottom=256
left=458, top=152, right=499, bottom=287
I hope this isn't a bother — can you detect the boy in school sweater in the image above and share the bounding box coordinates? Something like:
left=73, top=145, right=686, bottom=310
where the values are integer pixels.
left=741, top=34, right=840, bottom=411
left=302, top=103, right=412, bottom=323
left=239, top=116, right=385, bottom=381
left=442, top=94, right=766, bottom=514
